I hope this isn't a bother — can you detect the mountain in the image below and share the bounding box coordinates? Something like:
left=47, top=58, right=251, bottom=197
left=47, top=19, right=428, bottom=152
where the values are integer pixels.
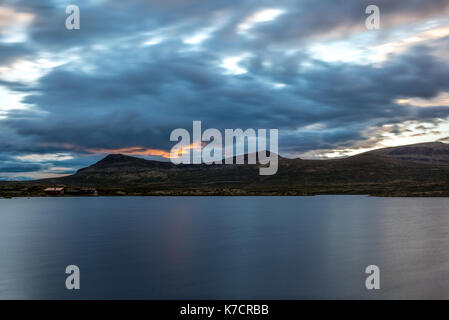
left=2, top=142, right=449, bottom=197
left=362, top=142, right=449, bottom=165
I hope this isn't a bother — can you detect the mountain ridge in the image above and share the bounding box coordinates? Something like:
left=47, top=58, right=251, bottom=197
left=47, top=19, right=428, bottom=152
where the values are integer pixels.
left=2, top=142, right=449, bottom=197
left=360, top=141, right=449, bottom=165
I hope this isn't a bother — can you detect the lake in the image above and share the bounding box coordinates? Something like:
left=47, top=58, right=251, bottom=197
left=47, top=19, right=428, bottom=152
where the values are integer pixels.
left=0, top=195, right=449, bottom=299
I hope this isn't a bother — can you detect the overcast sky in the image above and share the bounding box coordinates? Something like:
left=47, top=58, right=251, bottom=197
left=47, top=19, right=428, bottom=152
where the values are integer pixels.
left=1, top=0, right=449, bottom=180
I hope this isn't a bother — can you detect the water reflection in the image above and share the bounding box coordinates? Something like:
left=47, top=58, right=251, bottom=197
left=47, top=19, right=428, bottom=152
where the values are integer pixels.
left=0, top=196, right=449, bottom=299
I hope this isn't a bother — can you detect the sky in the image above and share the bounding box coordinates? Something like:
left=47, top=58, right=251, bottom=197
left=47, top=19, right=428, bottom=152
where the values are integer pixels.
left=1, top=0, right=449, bottom=180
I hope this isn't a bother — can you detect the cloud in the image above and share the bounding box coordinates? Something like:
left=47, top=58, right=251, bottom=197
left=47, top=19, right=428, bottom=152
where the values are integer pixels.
left=1, top=0, right=449, bottom=177
left=0, top=162, right=42, bottom=173
left=0, top=43, right=33, bottom=65
left=4, top=43, right=449, bottom=155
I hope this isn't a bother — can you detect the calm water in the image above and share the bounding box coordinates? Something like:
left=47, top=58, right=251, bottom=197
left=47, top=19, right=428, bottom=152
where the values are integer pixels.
left=0, top=195, right=449, bottom=299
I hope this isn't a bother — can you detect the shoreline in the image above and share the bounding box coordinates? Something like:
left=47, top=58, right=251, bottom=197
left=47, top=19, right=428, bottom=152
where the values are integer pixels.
left=3, top=193, right=449, bottom=199
left=2, top=182, right=449, bottom=199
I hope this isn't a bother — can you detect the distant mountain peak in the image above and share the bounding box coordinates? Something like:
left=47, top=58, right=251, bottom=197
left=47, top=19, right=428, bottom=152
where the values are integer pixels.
left=75, top=153, right=160, bottom=173
left=101, top=153, right=135, bottom=162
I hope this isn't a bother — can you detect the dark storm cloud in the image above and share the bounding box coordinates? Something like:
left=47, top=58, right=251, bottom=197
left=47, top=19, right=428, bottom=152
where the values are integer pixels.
left=0, top=162, right=42, bottom=172
left=6, top=0, right=246, bottom=50
left=0, top=43, right=32, bottom=65
left=246, top=0, right=449, bottom=44
left=1, top=0, right=449, bottom=178
left=5, top=0, right=448, bottom=51
left=3, top=42, right=449, bottom=155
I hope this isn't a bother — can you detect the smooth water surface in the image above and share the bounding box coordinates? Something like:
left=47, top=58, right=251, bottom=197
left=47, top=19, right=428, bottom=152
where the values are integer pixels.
left=1, top=195, right=449, bottom=299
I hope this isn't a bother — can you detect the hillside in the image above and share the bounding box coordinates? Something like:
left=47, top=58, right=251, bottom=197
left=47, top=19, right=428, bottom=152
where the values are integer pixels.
left=2, top=142, right=449, bottom=197
left=362, top=142, right=449, bottom=165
